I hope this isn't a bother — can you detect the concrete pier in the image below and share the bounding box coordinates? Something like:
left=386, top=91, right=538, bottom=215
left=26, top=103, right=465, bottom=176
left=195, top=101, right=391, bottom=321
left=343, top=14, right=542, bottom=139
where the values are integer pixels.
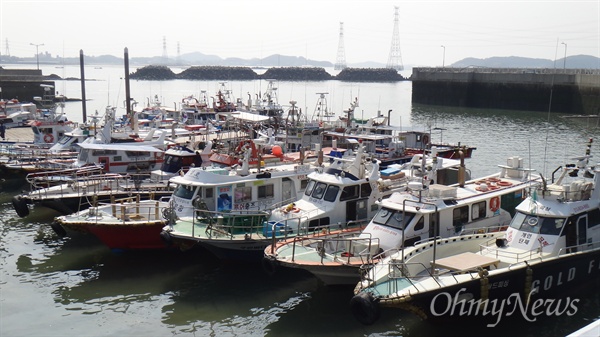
left=411, top=67, right=600, bottom=114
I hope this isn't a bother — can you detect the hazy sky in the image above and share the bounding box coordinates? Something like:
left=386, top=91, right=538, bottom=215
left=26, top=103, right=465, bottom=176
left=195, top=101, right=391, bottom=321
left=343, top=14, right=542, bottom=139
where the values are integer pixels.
left=1, top=0, right=599, bottom=67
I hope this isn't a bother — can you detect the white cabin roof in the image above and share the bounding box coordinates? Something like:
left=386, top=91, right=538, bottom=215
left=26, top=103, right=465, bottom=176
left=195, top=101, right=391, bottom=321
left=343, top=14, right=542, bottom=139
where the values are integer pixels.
left=77, top=143, right=164, bottom=152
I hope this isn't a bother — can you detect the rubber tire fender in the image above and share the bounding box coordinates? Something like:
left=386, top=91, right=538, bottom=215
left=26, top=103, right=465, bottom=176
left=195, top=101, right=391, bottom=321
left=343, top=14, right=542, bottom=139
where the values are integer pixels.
left=261, top=257, right=277, bottom=276
left=12, top=196, right=29, bottom=218
left=350, top=291, right=380, bottom=325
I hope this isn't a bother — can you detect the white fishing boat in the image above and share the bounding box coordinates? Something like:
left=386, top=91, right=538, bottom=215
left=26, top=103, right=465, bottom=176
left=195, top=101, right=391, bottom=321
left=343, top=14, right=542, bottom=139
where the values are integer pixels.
left=351, top=139, right=600, bottom=326
left=0, top=100, right=39, bottom=128
left=265, top=155, right=541, bottom=286
left=160, top=145, right=334, bottom=260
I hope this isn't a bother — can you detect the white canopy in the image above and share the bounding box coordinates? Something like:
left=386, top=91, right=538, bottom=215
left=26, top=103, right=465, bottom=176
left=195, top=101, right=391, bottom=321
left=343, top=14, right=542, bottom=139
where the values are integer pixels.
left=77, top=143, right=164, bottom=153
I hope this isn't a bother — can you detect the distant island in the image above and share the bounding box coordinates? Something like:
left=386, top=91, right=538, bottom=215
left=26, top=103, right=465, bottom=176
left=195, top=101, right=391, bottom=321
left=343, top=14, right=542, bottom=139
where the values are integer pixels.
left=1, top=52, right=599, bottom=69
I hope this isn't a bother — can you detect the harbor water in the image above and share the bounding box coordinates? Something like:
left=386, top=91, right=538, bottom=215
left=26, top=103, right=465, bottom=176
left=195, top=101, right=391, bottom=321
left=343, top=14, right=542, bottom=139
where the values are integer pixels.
left=1, top=64, right=600, bottom=336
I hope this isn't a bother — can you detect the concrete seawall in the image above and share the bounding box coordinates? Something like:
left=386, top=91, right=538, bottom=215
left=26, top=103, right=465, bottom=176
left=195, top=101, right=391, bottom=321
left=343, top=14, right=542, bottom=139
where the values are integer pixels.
left=411, top=67, right=600, bottom=114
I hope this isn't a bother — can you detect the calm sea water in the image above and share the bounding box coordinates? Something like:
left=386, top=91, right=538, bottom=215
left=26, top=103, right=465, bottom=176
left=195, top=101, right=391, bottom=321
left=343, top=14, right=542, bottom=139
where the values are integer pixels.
left=1, top=64, right=599, bottom=337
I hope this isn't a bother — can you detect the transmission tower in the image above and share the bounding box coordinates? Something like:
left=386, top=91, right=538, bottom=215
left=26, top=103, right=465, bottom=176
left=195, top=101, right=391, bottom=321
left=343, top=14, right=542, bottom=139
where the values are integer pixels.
left=176, top=41, right=181, bottom=65
left=162, top=36, right=168, bottom=65
left=4, top=38, right=9, bottom=56
left=334, top=22, right=347, bottom=70
left=386, top=6, right=404, bottom=71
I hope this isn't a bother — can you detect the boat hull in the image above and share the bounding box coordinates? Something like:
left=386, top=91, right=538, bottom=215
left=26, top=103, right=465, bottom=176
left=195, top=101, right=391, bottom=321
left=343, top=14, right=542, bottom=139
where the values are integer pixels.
left=91, top=222, right=167, bottom=250
left=357, top=248, right=600, bottom=324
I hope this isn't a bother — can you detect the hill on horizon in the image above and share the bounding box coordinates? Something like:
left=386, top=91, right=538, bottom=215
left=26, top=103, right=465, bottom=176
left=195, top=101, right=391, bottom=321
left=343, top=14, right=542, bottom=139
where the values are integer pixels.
left=1, top=53, right=599, bottom=69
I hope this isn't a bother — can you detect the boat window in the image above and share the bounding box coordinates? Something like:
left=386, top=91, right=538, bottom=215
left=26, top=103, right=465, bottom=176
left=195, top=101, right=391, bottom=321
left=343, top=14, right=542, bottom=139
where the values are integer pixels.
left=174, top=185, right=196, bottom=199
left=472, top=201, right=486, bottom=220
left=588, top=208, right=600, bottom=228
left=258, top=184, right=274, bottom=199
left=323, top=185, right=339, bottom=202
left=413, top=216, right=425, bottom=231
left=79, top=149, right=89, bottom=163
left=360, top=182, right=372, bottom=198
left=162, top=155, right=181, bottom=173
left=509, top=212, right=565, bottom=235
left=205, top=187, right=213, bottom=198
left=58, top=136, right=71, bottom=145
left=235, top=186, right=252, bottom=203
left=453, top=206, right=469, bottom=227
left=92, top=149, right=118, bottom=156
left=311, top=182, right=327, bottom=199
left=340, top=184, right=359, bottom=201
left=373, top=207, right=393, bottom=225
left=385, top=210, right=416, bottom=230
left=300, top=178, right=309, bottom=190
left=304, top=179, right=316, bottom=196
left=125, top=151, right=149, bottom=157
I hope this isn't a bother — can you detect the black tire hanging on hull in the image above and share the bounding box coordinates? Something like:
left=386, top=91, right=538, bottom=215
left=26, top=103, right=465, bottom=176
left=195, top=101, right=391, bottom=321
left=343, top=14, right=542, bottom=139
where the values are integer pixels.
left=160, top=230, right=172, bottom=247
left=350, top=292, right=380, bottom=325
left=50, top=221, right=67, bottom=237
left=12, top=196, right=29, bottom=218
left=261, top=257, right=277, bottom=276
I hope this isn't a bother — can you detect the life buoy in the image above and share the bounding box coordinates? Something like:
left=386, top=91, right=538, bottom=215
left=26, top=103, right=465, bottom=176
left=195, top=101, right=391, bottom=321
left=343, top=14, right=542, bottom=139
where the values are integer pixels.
left=422, top=135, right=430, bottom=144
left=156, top=152, right=164, bottom=161
left=489, top=196, right=500, bottom=212
left=43, top=134, right=54, bottom=143
left=350, top=292, right=380, bottom=325
left=497, top=180, right=512, bottom=187
left=282, top=204, right=300, bottom=213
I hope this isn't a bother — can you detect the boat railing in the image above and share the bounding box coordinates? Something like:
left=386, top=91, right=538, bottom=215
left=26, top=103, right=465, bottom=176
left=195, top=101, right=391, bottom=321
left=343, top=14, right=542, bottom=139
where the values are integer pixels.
left=480, top=237, right=545, bottom=263
left=410, top=225, right=507, bottom=247
left=382, top=260, right=446, bottom=294
left=84, top=196, right=165, bottom=223
left=282, top=222, right=373, bottom=263
left=26, top=165, right=104, bottom=189
left=27, top=171, right=170, bottom=203
left=193, top=208, right=270, bottom=239
left=558, top=240, right=600, bottom=256
left=0, top=144, right=77, bottom=161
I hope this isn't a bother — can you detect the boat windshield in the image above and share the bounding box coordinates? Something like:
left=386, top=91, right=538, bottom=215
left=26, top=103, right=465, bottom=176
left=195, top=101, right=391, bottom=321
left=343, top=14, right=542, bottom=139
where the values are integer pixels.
left=58, top=135, right=73, bottom=145
left=372, top=207, right=416, bottom=230
left=509, top=211, right=565, bottom=235
left=303, top=179, right=339, bottom=202
left=174, top=184, right=197, bottom=200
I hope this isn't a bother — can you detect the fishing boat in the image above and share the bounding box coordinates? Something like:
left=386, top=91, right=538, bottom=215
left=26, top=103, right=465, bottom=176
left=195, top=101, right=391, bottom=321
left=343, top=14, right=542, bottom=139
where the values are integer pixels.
left=51, top=196, right=169, bottom=250
left=264, top=154, right=540, bottom=286
left=9, top=139, right=213, bottom=218
left=160, top=145, right=336, bottom=260
left=11, top=164, right=174, bottom=218
left=0, top=100, right=39, bottom=128
left=351, top=139, right=600, bottom=326
left=263, top=150, right=473, bottom=275
left=324, top=106, right=476, bottom=168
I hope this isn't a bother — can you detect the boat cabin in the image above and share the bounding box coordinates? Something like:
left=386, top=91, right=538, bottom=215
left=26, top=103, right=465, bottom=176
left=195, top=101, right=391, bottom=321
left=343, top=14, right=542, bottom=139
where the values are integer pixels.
left=75, top=143, right=165, bottom=173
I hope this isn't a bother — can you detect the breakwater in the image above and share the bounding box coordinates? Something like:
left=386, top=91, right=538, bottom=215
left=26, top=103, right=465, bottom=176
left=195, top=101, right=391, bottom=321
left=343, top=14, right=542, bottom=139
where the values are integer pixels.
left=411, top=67, right=600, bottom=114
left=129, top=65, right=405, bottom=82
left=0, top=68, right=56, bottom=102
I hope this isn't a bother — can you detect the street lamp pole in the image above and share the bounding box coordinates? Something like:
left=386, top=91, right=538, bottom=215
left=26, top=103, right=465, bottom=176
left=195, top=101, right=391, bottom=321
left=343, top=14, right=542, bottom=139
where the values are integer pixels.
left=561, top=42, right=567, bottom=70
left=30, top=43, right=44, bottom=70
left=441, top=45, right=446, bottom=68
